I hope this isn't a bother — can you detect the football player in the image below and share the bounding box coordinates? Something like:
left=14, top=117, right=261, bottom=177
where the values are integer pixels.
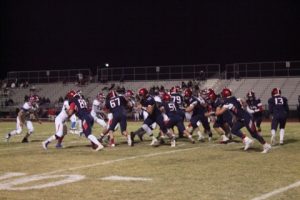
left=5, top=95, right=41, bottom=143
left=67, top=90, right=104, bottom=151
left=104, top=90, right=132, bottom=147
left=184, top=88, right=212, bottom=141
left=216, top=88, right=271, bottom=153
left=160, top=93, right=194, bottom=144
left=90, top=92, right=109, bottom=134
left=268, top=88, right=289, bottom=145
left=42, top=91, right=73, bottom=149
left=132, top=88, right=169, bottom=146
left=246, top=90, right=264, bottom=134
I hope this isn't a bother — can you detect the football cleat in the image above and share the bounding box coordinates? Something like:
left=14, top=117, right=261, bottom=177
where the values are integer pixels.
left=197, top=131, right=205, bottom=142
left=261, top=143, right=271, bottom=153
left=95, top=144, right=104, bottom=151
left=150, top=137, right=158, bottom=146
left=42, top=141, right=49, bottom=150
left=127, top=135, right=132, bottom=146
left=21, top=137, right=28, bottom=143
left=5, top=133, right=11, bottom=142
left=243, top=137, right=253, bottom=151
left=271, top=135, right=276, bottom=146
left=56, top=143, right=63, bottom=149
left=170, top=138, right=176, bottom=147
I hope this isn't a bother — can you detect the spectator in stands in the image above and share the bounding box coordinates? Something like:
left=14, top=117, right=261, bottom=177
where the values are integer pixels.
left=181, top=81, right=187, bottom=89
left=199, top=70, right=206, bottom=81
left=77, top=73, right=83, bottom=85
left=235, top=71, right=240, bottom=81
left=11, top=82, right=16, bottom=89
left=2, top=81, right=7, bottom=89
left=187, top=80, right=193, bottom=88
left=19, top=81, right=24, bottom=88
left=24, top=81, right=29, bottom=88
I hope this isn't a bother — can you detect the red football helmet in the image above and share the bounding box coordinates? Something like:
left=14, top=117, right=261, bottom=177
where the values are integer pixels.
left=66, top=90, right=76, bottom=99
left=271, top=88, right=281, bottom=96
left=138, top=88, right=148, bottom=97
left=29, top=95, right=39, bottom=104
left=207, top=88, right=217, bottom=101
left=162, top=93, right=171, bottom=102
left=184, top=88, right=193, bottom=98
left=221, top=88, right=232, bottom=98
left=125, top=89, right=134, bottom=97
left=108, top=90, right=117, bottom=99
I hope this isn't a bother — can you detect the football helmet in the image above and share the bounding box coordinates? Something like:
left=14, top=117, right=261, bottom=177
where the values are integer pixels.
left=29, top=95, right=37, bottom=104
left=125, top=89, right=134, bottom=97
left=97, top=92, right=105, bottom=102
left=246, top=90, right=255, bottom=100
left=221, top=88, right=232, bottom=98
left=138, top=88, right=148, bottom=97
left=108, top=90, right=117, bottom=99
left=66, top=90, right=76, bottom=99
left=162, top=93, right=171, bottom=102
left=170, top=86, right=179, bottom=94
left=207, top=88, right=217, bottom=101
left=184, top=88, right=192, bottom=98
left=271, top=88, right=281, bottom=96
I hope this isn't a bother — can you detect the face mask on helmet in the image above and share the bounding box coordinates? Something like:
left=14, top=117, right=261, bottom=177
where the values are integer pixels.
left=138, top=88, right=148, bottom=98
left=271, top=88, right=281, bottom=96
left=221, top=88, right=232, bottom=98
left=67, top=90, right=76, bottom=100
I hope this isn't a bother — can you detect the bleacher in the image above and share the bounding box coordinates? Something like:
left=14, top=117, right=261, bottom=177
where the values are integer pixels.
left=4, top=77, right=299, bottom=109
left=2, top=61, right=300, bottom=114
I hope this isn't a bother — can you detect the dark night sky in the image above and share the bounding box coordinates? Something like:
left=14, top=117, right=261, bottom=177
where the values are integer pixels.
left=1, top=0, right=300, bottom=78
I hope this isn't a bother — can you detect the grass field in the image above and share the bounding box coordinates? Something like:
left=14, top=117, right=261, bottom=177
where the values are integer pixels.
left=0, top=121, right=299, bottom=200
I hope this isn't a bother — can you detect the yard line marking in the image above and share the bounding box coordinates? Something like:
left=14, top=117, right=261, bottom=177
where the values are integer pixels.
left=251, top=180, right=300, bottom=200
left=100, top=176, right=152, bottom=181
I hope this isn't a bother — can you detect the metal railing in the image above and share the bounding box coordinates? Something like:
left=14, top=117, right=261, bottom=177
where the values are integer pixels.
left=225, top=61, right=300, bottom=79
left=96, top=64, right=221, bottom=82
left=6, top=68, right=92, bottom=84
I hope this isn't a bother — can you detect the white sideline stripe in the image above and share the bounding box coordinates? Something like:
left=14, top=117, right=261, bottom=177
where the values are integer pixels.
left=100, top=176, right=152, bottom=181
left=251, top=180, right=300, bottom=200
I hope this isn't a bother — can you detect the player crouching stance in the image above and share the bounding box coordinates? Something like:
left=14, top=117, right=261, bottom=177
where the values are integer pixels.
left=216, top=88, right=271, bottom=153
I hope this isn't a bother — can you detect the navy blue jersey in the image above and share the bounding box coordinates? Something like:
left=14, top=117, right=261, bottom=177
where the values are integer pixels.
left=223, top=96, right=251, bottom=121
left=186, top=96, right=207, bottom=115
left=69, top=96, right=90, bottom=120
left=210, top=97, right=223, bottom=111
left=140, top=95, right=161, bottom=117
left=171, top=93, right=184, bottom=109
left=69, top=96, right=94, bottom=136
left=161, top=101, right=177, bottom=116
left=105, top=95, right=127, bottom=115
left=268, top=96, right=289, bottom=117
left=246, top=98, right=263, bottom=117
